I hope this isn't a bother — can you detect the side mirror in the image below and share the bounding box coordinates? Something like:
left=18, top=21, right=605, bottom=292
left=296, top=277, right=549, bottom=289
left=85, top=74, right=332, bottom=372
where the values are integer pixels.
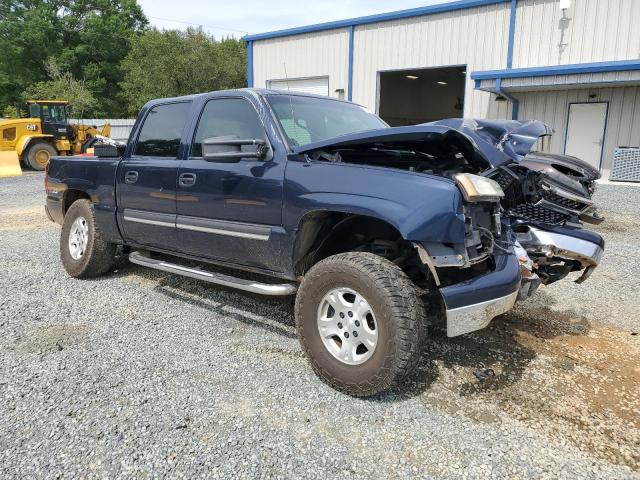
left=203, top=137, right=269, bottom=163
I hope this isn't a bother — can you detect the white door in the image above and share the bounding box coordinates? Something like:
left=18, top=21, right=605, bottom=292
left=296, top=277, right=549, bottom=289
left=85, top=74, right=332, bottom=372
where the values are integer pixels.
left=565, top=102, right=608, bottom=169
left=267, top=77, right=329, bottom=96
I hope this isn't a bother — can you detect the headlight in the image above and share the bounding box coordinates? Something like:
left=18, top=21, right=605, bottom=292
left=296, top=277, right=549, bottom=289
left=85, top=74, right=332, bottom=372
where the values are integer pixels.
left=454, top=173, right=504, bottom=202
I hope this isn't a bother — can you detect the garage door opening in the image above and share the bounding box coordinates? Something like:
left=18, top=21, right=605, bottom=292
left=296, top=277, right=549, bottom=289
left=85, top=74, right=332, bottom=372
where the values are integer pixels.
left=267, top=77, right=329, bottom=96
left=378, top=66, right=466, bottom=126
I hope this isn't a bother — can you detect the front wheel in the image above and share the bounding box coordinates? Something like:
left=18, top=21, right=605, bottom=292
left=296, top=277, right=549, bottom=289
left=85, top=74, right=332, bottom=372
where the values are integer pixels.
left=60, top=199, right=116, bottom=278
left=295, top=252, right=427, bottom=397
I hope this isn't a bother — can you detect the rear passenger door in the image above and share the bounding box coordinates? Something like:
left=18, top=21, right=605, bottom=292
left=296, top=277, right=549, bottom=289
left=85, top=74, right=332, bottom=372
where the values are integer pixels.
left=117, top=102, right=191, bottom=250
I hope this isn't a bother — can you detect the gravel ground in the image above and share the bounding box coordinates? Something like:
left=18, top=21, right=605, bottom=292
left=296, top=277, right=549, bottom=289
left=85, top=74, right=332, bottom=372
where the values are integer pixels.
left=1, top=172, right=638, bottom=479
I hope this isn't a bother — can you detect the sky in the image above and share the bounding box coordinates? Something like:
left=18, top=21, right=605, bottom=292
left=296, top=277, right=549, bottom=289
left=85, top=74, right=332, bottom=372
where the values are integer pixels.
left=137, top=0, right=450, bottom=38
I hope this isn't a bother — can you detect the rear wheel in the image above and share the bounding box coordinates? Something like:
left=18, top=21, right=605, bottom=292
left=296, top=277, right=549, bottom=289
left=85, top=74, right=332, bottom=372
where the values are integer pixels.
left=295, top=252, right=427, bottom=397
left=60, top=199, right=116, bottom=278
left=25, top=141, right=57, bottom=171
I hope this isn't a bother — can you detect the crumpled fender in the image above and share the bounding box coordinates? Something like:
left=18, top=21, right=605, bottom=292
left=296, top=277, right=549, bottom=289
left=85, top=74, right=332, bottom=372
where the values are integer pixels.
left=283, top=159, right=467, bottom=245
left=16, top=134, right=54, bottom=156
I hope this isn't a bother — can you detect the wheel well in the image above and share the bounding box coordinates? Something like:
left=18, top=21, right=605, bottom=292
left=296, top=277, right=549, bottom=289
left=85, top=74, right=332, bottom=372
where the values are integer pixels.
left=26, top=138, right=55, bottom=152
left=63, top=190, right=91, bottom=215
left=292, top=212, right=427, bottom=282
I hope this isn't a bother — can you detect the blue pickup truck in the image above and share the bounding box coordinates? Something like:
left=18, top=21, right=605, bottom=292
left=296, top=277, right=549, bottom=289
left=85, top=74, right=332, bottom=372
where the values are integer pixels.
left=45, top=89, right=604, bottom=396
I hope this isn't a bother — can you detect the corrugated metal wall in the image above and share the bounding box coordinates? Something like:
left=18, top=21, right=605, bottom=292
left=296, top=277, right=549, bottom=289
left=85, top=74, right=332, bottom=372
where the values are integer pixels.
left=70, top=119, right=136, bottom=142
left=250, top=0, right=640, bottom=171
left=513, top=0, right=640, bottom=68
left=517, top=86, right=640, bottom=170
left=351, top=3, right=512, bottom=119
left=252, top=29, right=350, bottom=98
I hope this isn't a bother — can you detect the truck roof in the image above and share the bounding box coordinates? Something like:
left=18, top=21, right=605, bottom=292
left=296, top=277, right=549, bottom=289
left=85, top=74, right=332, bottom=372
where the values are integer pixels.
left=143, top=88, right=354, bottom=109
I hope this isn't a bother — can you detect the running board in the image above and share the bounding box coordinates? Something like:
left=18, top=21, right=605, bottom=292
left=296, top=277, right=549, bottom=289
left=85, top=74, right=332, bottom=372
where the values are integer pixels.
left=129, top=251, right=297, bottom=296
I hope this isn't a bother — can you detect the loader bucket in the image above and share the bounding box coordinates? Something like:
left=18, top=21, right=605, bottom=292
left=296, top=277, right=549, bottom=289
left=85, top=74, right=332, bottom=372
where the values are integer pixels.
left=0, top=151, right=22, bottom=177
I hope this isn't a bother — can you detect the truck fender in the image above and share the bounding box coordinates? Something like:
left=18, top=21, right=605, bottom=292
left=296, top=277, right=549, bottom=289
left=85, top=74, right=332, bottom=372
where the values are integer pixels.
left=16, top=134, right=55, bottom=156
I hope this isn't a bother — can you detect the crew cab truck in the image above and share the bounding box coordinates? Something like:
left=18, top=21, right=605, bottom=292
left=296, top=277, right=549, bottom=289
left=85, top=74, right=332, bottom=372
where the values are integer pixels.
left=45, top=89, right=603, bottom=396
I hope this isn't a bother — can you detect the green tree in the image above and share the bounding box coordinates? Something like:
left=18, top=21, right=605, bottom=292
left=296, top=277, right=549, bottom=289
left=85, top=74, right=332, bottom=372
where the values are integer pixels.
left=0, top=0, right=147, bottom=117
left=119, top=28, right=247, bottom=115
left=23, top=58, right=97, bottom=117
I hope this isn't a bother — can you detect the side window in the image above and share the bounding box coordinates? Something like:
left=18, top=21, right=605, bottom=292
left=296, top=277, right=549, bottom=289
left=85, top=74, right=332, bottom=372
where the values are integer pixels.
left=134, top=102, right=191, bottom=158
left=191, top=98, right=265, bottom=158
left=28, top=104, right=41, bottom=118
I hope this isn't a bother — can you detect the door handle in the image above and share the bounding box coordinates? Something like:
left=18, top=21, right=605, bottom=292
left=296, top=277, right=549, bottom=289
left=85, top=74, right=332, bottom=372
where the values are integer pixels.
left=179, top=172, right=197, bottom=187
left=124, top=171, right=138, bottom=184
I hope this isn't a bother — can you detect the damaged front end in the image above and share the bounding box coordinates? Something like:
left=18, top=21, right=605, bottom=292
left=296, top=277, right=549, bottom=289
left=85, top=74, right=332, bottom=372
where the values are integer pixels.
left=431, top=118, right=605, bottom=287
left=294, top=118, right=604, bottom=336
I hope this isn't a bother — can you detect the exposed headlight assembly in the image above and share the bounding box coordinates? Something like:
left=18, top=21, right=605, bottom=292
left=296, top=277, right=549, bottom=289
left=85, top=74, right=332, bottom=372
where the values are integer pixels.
left=454, top=173, right=505, bottom=202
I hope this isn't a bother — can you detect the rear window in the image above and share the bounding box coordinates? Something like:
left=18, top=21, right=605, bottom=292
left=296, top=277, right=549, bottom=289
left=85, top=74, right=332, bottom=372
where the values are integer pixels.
left=134, top=102, right=191, bottom=157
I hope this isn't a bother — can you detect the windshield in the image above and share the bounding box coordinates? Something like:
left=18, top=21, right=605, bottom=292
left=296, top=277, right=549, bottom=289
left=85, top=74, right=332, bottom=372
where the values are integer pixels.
left=266, top=95, right=386, bottom=147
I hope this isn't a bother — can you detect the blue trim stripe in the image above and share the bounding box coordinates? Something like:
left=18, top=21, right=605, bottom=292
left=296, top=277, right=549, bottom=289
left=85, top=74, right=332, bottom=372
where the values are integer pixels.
left=506, top=0, right=517, bottom=69
left=246, top=40, right=254, bottom=88
left=472, top=60, right=640, bottom=80
left=347, top=26, right=354, bottom=101
left=243, top=0, right=511, bottom=41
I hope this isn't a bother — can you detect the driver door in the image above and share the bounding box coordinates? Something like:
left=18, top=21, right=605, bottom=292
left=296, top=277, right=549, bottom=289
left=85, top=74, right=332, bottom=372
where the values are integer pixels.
left=176, top=96, right=285, bottom=271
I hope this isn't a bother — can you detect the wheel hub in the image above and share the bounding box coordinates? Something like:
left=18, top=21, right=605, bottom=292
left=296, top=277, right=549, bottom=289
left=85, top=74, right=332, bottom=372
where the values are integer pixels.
left=68, top=216, right=89, bottom=260
left=35, top=149, right=51, bottom=167
left=317, top=287, right=378, bottom=365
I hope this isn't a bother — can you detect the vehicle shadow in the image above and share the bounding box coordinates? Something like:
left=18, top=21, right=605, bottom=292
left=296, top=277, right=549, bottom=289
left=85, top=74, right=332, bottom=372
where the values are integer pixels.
left=110, top=265, right=593, bottom=403
left=119, top=263, right=297, bottom=339
left=374, top=290, right=593, bottom=402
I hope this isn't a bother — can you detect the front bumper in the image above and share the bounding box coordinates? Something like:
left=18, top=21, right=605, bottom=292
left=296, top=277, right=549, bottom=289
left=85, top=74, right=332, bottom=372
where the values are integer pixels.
left=439, top=251, right=521, bottom=337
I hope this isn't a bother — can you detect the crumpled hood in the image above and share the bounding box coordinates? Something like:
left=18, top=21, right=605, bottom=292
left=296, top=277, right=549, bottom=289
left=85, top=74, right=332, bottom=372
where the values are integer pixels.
left=292, top=124, right=498, bottom=170
left=428, top=118, right=554, bottom=166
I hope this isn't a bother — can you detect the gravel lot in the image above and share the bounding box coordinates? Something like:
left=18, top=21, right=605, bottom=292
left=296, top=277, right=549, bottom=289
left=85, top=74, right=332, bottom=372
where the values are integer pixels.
left=1, top=172, right=639, bottom=479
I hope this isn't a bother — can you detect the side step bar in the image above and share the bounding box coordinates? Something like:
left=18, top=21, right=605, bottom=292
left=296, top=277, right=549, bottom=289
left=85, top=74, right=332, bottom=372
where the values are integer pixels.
left=129, top=251, right=298, bottom=296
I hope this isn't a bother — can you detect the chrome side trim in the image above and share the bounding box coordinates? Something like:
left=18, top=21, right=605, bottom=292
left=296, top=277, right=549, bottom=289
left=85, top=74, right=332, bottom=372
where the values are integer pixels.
left=124, top=216, right=175, bottom=228
left=129, top=252, right=297, bottom=296
left=176, top=222, right=270, bottom=241
left=446, top=290, right=518, bottom=337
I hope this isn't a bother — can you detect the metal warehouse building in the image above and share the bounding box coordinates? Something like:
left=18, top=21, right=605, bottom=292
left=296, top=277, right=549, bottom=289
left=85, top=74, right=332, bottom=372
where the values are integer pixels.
left=244, top=0, right=640, bottom=174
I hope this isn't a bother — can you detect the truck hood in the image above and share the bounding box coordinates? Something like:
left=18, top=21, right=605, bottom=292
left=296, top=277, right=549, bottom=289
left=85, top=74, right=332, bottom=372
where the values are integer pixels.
left=292, top=124, right=501, bottom=171
left=427, top=118, right=554, bottom=165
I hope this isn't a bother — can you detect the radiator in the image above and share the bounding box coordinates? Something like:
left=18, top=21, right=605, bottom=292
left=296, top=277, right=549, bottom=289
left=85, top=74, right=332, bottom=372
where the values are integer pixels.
left=610, top=147, right=640, bottom=182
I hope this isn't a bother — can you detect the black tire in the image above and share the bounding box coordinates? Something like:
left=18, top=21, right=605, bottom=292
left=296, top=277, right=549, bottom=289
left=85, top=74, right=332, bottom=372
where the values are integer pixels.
left=60, top=199, right=116, bottom=278
left=295, top=252, right=427, bottom=397
left=25, top=141, right=57, bottom=171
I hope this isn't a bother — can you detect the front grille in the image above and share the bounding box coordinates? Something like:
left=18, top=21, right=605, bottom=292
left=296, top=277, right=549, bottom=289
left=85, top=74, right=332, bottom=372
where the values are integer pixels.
left=492, top=170, right=517, bottom=190
left=509, top=203, right=566, bottom=226
left=542, top=192, right=589, bottom=212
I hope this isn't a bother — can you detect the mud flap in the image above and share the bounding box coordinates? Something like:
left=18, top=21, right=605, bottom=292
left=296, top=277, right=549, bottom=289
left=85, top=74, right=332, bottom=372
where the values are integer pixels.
left=0, top=151, right=22, bottom=177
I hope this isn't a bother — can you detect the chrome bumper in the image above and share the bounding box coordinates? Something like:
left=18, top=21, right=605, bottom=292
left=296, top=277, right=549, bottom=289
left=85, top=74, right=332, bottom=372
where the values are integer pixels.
left=445, top=290, right=518, bottom=337
left=516, top=226, right=604, bottom=268
left=516, top=226, right=604, bottom=283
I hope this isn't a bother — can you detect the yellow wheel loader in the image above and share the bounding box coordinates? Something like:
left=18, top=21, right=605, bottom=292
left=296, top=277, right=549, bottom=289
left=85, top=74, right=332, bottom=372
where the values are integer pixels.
left=0, top=100, right=111, bottom=177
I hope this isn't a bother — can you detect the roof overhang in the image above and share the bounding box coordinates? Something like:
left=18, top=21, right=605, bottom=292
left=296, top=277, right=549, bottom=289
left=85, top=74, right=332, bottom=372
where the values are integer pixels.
left=243, top=0, right=510, bottom=42
left=471, top=60, right=640, bottom=93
